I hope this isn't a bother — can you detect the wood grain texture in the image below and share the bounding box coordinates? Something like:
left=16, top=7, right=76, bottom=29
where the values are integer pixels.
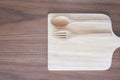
left=0, top=0, right=119, bottom=80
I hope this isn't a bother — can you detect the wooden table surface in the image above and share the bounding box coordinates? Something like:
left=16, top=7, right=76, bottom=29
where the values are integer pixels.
left=0, top=0, right=120, bottom=80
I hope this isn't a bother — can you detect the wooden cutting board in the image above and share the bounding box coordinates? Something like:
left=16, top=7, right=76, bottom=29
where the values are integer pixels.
left=48, top=13, right=120, bottom=70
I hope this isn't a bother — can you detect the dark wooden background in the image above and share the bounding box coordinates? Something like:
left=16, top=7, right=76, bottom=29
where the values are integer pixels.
left=0, top=0, right=120, bottom=80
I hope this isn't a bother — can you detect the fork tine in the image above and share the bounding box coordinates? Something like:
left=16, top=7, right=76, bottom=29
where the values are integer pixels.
left=52, top=30, right=70, bottom=39
left=52, top=34, right=67, bottom=36
left=53, top=32, right=66, bottom=34
left=53, top=35, right=67, bottom=38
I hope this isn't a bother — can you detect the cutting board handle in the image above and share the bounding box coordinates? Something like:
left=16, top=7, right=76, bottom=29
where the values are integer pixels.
left=112, top=29, right=120, bottom=49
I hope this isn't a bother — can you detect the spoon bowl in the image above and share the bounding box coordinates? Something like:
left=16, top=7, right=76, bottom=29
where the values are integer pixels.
left=51, top=16, right=69, bottom=27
